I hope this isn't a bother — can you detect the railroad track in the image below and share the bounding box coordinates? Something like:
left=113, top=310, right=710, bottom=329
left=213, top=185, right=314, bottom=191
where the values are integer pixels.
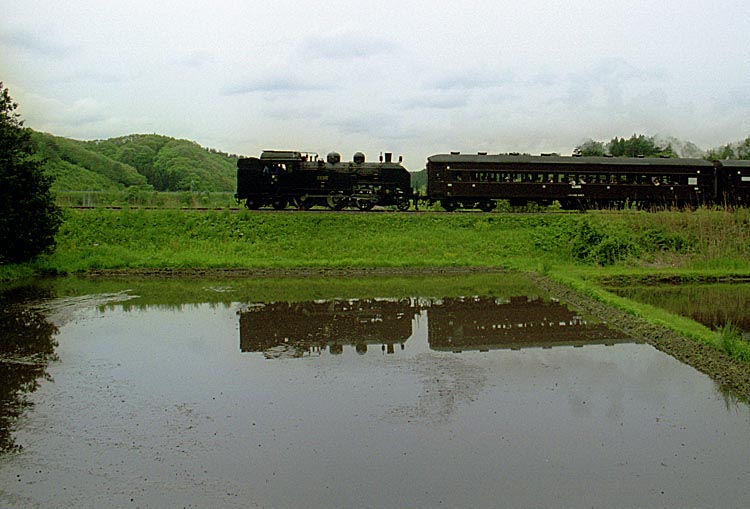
left=65, top=206, right=579, bottom=215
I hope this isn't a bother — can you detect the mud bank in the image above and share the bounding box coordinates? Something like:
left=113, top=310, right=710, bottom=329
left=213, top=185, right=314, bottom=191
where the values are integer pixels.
left=83, top=266, right=508, bottom=279
left=528, top=273, right=750, bottom=401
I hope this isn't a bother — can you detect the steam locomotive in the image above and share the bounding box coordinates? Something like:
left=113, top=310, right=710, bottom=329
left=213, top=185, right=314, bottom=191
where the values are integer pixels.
left=236, top=150, right=750, bottom=211
left=235, top=150, right=411, bottom=211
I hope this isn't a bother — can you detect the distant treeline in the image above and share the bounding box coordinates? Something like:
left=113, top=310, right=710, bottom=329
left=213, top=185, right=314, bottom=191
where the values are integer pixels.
left=31, top=132, right=238, bottom=193
left=574, top=133, right=750, bottom=160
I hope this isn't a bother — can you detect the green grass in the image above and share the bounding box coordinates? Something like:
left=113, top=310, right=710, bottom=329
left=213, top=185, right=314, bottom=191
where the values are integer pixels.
left=717, top=323, right=750, bottom=361
left=2, top=207, right=750, bottom=278
left=27, top=210, right=552, bottom=273
left=55, top=190, right=238, bottom=209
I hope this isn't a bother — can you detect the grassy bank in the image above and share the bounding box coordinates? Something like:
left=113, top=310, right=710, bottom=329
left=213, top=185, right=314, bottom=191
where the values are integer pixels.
left=2, top=207, right=749, bottom=275
left=25, top=207, right=750, bottom=273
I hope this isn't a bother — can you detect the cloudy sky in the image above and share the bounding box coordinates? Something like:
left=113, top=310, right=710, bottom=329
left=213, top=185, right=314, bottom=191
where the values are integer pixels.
left=2, top=0, right=750, bottom=168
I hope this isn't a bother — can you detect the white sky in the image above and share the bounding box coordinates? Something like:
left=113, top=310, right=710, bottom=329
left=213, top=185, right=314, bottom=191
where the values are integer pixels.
left=2, top=0, right=750, bottom=169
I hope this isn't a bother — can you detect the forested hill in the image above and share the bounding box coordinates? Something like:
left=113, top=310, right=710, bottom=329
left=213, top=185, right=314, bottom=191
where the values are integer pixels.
left=30, top=132, right=239, bottom=192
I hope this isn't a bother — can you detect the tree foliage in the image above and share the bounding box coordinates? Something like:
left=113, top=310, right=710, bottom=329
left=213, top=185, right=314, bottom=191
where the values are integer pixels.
left=573, top=139, right=605, bottom=157
left=29, top=132, right=239, bottom=192
left=0, top=83, right=63, bottom=263
left=705, top=137, right=750, bottom=160
left=574, top=134, right=677, bottom=158
left=84, top=135, right=238, bottom=192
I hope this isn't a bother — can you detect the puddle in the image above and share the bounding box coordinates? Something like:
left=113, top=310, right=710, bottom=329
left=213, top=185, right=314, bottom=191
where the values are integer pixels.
left=1, top=276, right=749, bottom=508
left=612, top=282, right=750, bottom=336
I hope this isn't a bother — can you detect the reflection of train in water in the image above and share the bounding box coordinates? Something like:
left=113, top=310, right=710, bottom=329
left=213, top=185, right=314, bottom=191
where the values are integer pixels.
left=238, top=299, right=416, bottom=358
left=237, top=150, right=750, bottom=211
left=237, top=296, right=632, bottom=358
left=427, top=296, right=630, bottom=352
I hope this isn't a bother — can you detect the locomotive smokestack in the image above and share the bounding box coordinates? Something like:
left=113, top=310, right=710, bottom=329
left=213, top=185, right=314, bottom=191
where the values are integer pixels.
left=385, top=152, right=392, bottom=163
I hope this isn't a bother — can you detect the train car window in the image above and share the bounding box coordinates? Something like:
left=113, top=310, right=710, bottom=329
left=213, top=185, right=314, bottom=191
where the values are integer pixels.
left=688, top=177, right=698, bottom=186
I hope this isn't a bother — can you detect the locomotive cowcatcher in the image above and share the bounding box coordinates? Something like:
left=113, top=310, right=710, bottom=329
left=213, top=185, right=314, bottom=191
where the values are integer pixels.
left=236, top=150, right=412, bottom=210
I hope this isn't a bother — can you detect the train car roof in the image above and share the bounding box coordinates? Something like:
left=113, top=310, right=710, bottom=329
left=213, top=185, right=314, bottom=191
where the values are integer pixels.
left=427, top=153, right=715, bottom=167
left=716, top=159, right=750, bottom=168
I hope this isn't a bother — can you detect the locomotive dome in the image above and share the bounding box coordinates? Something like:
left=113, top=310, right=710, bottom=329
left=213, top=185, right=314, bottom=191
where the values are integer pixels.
left=353, top=152, right=365, bottom=164
left=326, top=152, right=341, bottom=164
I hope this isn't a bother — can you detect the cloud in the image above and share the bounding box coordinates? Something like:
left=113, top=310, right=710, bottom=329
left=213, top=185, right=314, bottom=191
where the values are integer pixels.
left=559, top=58, right=668, bottom=108
left=299, top=32, right=399, bottom=60
left=0, top=29, right=74, bottom=58
left=221, top=76, right=330, bottom=96
left=401, top=92, right=468, bottom=111
left=429, top=69, right=516, bottom=91
left=169, top=51, right=215, bottom=68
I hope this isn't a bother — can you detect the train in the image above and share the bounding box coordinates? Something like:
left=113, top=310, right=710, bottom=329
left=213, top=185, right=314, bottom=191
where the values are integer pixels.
left=235, top=150, right=411, bottom=211
left=236, top=150, right=750, bottom=211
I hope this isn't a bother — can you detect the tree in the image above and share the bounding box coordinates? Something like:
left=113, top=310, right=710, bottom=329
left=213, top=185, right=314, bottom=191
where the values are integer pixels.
left=573, top=139, right=605, bottom=157
left=706, top=143, right=737, bottom=160
left=0, top=83, right=62, bottom=263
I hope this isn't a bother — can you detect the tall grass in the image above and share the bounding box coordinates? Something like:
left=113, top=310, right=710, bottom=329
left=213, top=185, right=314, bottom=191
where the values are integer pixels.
left=3, top=207, right=750, bottom=280
left=55, top=190, right=238, bottom=209
left=717, top=322, right=750, bottom=361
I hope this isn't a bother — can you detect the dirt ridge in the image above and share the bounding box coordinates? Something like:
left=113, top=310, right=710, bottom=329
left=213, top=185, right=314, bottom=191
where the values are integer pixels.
left=528, top=273, right=750, bottom=402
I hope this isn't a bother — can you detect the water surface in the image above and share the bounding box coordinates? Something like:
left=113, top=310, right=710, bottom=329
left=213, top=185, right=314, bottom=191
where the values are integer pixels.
left=1, top=276, right=749, bottom=508
left=612, top=282, right=750, bottom=335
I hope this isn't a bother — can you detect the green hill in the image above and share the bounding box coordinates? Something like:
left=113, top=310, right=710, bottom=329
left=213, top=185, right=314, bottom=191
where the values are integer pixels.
left=30, top=132, right=239, bottom=192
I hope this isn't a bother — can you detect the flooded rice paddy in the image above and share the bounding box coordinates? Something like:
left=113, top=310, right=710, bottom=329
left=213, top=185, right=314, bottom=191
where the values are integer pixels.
left=1, top=274, right=750, bottom=508
left=612, top=282, right=750, bottom=337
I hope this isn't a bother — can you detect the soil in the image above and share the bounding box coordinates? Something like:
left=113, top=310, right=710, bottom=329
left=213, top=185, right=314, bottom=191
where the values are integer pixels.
left=82, top=266, right=750, bottom=401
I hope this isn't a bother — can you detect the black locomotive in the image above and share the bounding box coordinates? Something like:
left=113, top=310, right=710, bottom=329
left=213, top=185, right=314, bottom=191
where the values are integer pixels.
left=235, top=150, right=411, bottom=211
left=236, top=149, right=750, bottom=211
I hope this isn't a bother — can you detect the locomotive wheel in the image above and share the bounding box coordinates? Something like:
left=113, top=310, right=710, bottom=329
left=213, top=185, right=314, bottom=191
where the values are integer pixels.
left=245, top=197, right=262, bottom=210
left=479, top=200, right=495, bottom=212
left=327, top=192, right=348, bottom=211
left=396, top=197, right=410, bottom=211
left=271, top=197, right=287, bottom=210
left=356, top=199, right=375, bottom=211
left=295, top=196, right=315, bottom=210
left=441, top=199, right=458, bottom=212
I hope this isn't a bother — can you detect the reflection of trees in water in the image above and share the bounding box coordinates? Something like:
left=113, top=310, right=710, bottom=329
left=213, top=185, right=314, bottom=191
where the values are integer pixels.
left=614, top=285, right=750, bottom=334
left=0, top=286, right=58, bottom=452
